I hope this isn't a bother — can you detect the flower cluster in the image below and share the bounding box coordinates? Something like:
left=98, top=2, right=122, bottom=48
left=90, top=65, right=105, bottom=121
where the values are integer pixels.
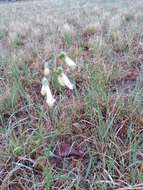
left=41, top=52, right=76, bottom=107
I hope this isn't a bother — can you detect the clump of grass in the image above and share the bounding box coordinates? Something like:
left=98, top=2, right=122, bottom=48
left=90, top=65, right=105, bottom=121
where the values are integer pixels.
left=83, top=22, right=102, bottom=37
left=1, top=0, right=143, bottom=189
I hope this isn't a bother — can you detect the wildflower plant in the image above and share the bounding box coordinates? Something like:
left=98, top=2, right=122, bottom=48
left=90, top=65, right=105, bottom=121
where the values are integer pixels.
left=57, top=67, right=74, bottom=90
left=41, top=52, right=76, bottom=107
left=59, top=51, right=76, bottom=69
left=41, top=77, right=56, bottom=107
left=44, top=62, right=50, bottom=77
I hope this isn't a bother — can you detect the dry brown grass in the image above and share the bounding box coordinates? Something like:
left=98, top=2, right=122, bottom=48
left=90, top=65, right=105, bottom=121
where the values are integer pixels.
left=0, top=0, right=143, bottom=189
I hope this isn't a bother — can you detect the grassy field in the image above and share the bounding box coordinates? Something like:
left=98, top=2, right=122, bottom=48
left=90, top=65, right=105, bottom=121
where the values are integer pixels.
left=0, top=0, right=143, bottom=189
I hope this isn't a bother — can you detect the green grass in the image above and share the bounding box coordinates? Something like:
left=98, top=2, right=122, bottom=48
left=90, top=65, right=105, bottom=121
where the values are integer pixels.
left=0, top=0, right=143, bottom=189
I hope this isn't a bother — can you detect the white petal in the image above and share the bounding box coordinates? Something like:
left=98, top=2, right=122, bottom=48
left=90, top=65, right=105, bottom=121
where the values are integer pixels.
left=44, top=62, right=50, bottom=76
left=41, top=77, right=49, bottom=96
left=44, top=67, right=50, bottom=76
left=46, top=96, right=56, bottom=107
left=58, top=76, right=65, bottom=86
left=45, top=85, right=56, bottom=107
left=58, top=73, right=74, bottom=90
left=65, top=56, right=76, bottom=69
left=41, top=85, right=47, bottom=96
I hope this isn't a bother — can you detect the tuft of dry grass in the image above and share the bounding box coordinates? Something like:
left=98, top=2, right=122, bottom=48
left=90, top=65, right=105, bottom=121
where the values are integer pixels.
left=0, top=0, right=143, bottom=189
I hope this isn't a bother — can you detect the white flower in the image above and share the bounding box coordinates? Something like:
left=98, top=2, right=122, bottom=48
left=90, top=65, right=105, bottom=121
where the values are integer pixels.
left=60, top=52, right=76, bottom=69
left=41, top=77, right=48, bottom=96
left=44, top=62, right=50, bottom=76
left=44, top=67, right=50, bottom=76
left=41, top=84, right=47, bottom=96
left=65, top=55, right=76, bottom=69
left=45, top=85, right=56, bottom=107
left=41, top=77, right=55, bottom=107
left=58, top=72, right=74, bottom=90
